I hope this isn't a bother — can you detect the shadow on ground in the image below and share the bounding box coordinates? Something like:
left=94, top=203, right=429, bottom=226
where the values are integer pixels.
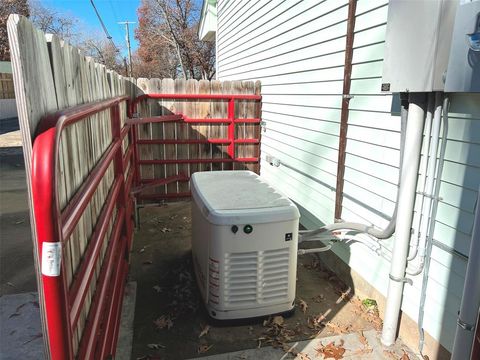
left=129, top=203, right=382, bottom=360
left=0, top=147, right=36, bottom=296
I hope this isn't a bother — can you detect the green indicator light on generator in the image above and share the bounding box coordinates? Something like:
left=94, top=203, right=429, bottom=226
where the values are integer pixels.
left=243, top=225, right=253, bottom=234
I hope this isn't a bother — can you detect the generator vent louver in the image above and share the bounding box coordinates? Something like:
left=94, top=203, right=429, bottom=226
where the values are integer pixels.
left=224, top=248, right=290, bottom=307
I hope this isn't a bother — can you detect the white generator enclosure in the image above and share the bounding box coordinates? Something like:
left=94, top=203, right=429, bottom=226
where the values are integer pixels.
left=190, top=171, right=300, bottom=320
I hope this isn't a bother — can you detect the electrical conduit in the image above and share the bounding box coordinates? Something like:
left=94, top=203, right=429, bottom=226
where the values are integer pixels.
left=381, top=93, right=427, bottom=346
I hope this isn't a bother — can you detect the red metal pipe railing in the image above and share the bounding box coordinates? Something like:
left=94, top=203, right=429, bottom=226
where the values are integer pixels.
left=31, top=95, right=133, bottom=360
left=129, top=93, right=262, bottom=201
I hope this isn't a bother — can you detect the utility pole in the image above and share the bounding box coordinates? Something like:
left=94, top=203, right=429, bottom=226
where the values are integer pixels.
left=118, top=21, right=135, bottom=77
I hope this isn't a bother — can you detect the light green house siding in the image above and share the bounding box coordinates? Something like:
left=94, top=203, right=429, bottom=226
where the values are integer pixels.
left=215, top=0, right=479, bottom=352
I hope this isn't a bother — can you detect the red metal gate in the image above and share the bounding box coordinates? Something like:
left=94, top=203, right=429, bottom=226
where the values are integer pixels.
left=32, top=96, right=134, bottom=359
left=31, top=92, right=261, bottom=359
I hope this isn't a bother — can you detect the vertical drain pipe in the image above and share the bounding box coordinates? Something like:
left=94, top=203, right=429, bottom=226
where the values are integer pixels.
left=381, top=93, right=427, bottom=346
left=451, top=187, right=480, bottom=360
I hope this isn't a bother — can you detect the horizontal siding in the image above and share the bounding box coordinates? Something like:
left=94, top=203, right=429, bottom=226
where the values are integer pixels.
left=217, top=0, right=479, bottom=353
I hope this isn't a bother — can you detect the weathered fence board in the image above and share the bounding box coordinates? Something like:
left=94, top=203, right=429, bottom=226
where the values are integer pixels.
left=0, top=73, right=15, bottom=99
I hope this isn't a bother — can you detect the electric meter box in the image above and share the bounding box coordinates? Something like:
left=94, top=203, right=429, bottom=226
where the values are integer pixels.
left=445, top=1, right=480, bottom=92
left=190, top=171, right=300, bottom=320
left=381, top=0, right=459, bottom=92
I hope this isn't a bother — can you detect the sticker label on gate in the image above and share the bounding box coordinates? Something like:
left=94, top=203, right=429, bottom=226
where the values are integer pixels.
left=42, top=242, right=62, bottom=277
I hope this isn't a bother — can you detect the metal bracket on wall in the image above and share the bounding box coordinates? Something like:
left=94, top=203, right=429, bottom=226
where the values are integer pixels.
left=389, top=274, right=413, bottom=285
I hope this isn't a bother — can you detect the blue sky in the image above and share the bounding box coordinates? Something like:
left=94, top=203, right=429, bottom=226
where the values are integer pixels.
left=39, top=0, right=141, bottom=55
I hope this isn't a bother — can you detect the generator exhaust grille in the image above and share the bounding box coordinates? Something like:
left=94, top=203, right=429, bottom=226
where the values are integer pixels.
left=224, top=248, right=290, bottom=307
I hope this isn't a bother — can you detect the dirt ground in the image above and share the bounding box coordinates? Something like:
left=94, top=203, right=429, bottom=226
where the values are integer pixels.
left=130, top=203, right=382, bottom=360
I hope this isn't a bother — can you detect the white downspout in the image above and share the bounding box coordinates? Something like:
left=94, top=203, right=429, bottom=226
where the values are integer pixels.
left=451, top=187, right=480, bottom=360
left=381, top=93, right=427, bottom=346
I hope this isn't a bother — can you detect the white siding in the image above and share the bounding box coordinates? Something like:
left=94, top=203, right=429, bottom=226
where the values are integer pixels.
left=216, top=0, right=479, bottom=352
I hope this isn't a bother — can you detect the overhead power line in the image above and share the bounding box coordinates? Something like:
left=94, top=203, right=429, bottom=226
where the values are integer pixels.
left=89, top=0, right=120, bottom=53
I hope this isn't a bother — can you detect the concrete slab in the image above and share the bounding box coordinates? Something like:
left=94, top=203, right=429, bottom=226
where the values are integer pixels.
left=116, top=281, right=137, bottom=360
left=0, top=292, right=45, bottom=360
left=189, top=330, right=418, bottom=359
left=0, top=281, right=136, bottom=360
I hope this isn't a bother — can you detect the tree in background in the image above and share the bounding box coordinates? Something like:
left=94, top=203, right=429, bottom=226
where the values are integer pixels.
left=0, top=0, right=29, bottom=61
left=135, top=0, right=215, bottom=80
left=29, top=0, right=78, bottom=44
left=28, top=1, right=126, bottom=73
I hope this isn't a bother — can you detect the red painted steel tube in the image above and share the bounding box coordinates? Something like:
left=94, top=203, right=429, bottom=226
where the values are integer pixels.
left=132, top=174, right=189, bottom=195
left=125, top=114, right=183, bottom=125
left=32, top=128, right=74, bottom=360
left=120, top=124, right=131, bottom=140
left=98, top=238, right=127, bottom=359
left=184, top=117, right=260, bottom=123
left=36, top=96, right=129, bottom=136
left=138, top=192, right=191, bottom=200
left=61, top=141, right=120, bottom=241
left=123, top=145, right=134, bottom=171
left=77, top=209, right=125, bottom=359
left=110, top=261, right=129, bottom=355
left=138, top=158, right=259, bottom=165
left=136, top=138, right=259, bottom=145
left=227, top=98, right=235, bottom=158
left=234, top=138, right=260, bottom=144
left=137, top=138, right=232, bottom=145
left=111, top=104, right=131, bottom=242
left=131, top=120, right=141, bottom=188
left=68, top=177, right=122, bottom=329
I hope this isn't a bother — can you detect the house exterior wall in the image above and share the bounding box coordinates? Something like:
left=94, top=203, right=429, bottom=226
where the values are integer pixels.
left=215, top=0, right=480, bottom=354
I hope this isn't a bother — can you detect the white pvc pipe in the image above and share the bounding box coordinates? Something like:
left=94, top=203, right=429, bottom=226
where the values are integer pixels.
left=451, top=187, right=480, bottom=360
left=408, top=93, right=434, bottom=261
left=407, top=92, right=443, bottom=275
left=381, top=93, right=427, bottom=346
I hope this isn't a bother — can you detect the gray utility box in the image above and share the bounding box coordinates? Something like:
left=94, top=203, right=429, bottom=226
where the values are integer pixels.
left=445, top=1, right=480, bottom=92
left=381, top=0, right=459, bottom=93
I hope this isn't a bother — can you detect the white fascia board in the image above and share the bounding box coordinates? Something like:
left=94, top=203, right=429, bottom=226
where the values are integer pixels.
left=198, top=0, right=217, bottom=42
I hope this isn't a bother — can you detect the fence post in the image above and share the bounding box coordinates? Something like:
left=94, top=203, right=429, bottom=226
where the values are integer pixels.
left=227, top=97, right=235, bottom=160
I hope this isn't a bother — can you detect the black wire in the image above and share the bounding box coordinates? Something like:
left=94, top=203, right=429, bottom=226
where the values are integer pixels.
left=89, top=0, right=120, bottom=52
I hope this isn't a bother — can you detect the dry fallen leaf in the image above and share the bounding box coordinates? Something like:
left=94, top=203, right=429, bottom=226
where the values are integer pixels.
left=199, top=324, right=210, bottom=338
left=315, top=341, right=346, bottom=360
left=298, top=299, right=308, bottom=314
left=153, top=285, right=162, bottom=293
left=296, top=352, right=311, bottom=360
left=312, top=294, right=325, bottom=303
left=358, top=331, right=368, bottom=347
left=325, top=321, right=349, bottom=334
left=383, top=350, right=398, bottom=359
left=161, top=227, right=171, bottom=233
left=351, top=347, right=373, bottom=356
left=400, top=350, right=411, bottom=360
left=272, top=315, right=284, bottom=326
left=147, top=343, right=165, bottom=350
left=153, top=315, right=173, bottom=330
left=197, top=344, right=213, bottom=354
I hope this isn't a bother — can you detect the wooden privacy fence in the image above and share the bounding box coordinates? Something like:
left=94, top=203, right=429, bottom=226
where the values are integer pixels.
left=131, top=78, right=262, bottom=202
left=8, top=14, right=262, bottom=360
left=0, top=72, right=15, bottom=99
